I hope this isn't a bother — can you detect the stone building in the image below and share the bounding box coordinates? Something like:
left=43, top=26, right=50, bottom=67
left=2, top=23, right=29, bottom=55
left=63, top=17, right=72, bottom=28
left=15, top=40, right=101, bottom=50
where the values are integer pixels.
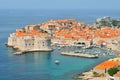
left=7, top=28, right=52, bottom=52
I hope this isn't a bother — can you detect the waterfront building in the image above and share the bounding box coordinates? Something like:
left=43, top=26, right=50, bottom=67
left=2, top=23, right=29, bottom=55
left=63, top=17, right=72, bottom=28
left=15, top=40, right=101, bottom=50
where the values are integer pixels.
left=93, top=60, right=119, bottom=74
left=93, top=56, right=120, bottom=80
left=114, top=71, right=120, bottom=80
left=7, top=27, right=52, bottom=52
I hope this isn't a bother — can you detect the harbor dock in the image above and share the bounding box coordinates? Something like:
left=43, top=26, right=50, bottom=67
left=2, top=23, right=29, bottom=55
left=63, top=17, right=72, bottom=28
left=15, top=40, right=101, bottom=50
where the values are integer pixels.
left=61, top=52, right=98, bottom=58
left=14, top=49, right=53, bottom=55
left=14, top=51, right=27, bottom=55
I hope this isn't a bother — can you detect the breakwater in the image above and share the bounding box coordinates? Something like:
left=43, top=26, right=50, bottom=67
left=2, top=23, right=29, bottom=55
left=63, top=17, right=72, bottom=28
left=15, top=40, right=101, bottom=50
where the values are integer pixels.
left=61, top=52, right=98, bottom=58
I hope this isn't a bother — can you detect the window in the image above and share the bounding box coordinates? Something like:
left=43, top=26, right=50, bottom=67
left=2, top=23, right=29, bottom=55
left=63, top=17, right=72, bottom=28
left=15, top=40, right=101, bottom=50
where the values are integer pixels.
left=43, top=42, right=44, bottom=46
left=25, top=44, right=27, bottom=46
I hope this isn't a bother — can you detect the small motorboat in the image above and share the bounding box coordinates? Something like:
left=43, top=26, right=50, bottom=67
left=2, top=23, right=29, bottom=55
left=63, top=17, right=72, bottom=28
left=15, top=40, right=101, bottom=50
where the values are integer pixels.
left=55, top=60, right=60, bottom=64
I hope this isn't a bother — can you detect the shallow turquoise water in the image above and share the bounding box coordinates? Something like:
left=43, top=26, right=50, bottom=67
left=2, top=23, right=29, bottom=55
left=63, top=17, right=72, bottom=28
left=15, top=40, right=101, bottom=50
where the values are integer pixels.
left=0, top=46, right=114, bottom=80
left=0, top=9, right=119, bottom=80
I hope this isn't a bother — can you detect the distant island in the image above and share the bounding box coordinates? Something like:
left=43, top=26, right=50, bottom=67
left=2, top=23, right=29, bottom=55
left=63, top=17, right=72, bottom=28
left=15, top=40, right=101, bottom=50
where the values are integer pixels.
left=6, top=17, right=120, bottom=54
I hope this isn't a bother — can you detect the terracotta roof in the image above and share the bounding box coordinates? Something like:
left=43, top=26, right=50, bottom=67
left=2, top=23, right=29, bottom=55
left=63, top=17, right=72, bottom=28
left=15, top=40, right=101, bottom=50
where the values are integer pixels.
left=94, top=61, right=119, bottom=69
left=114, top=71, right=120, bottom=77
left=98, top=40, right=105, bottom=43
left=57, top=20, right=68, bottom=23
left=15, top=30, right=47, bottom=37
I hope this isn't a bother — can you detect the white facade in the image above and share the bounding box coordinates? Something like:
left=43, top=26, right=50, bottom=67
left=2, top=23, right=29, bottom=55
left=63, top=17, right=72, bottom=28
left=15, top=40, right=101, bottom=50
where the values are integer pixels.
left=7, top=33, right=17, bottom=47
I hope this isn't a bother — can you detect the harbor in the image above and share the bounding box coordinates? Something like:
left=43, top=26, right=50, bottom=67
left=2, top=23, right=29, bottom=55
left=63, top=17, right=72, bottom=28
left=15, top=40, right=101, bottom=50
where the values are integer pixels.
left=6, top=46, right=115, bottom=80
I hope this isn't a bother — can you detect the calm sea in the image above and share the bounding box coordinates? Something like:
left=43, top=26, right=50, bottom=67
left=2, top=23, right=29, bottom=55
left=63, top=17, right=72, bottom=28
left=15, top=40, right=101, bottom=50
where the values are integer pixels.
left=0, top=9, right=119, bottom=80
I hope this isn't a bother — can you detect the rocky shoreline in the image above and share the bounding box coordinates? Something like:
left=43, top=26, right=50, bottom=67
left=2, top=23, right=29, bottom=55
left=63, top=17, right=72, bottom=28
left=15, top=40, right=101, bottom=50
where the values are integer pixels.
left=73, top=70, right=107, bottom=80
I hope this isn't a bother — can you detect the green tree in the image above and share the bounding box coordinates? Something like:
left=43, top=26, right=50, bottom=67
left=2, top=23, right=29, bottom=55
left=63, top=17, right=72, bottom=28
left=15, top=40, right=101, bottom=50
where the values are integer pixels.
left=93, top=71, right=99, bottom=77
left=107, top=67, right=119, bottom=76
left=22, top=28, right=25, bottom=30
left=111, top=20, right=118, bottom=26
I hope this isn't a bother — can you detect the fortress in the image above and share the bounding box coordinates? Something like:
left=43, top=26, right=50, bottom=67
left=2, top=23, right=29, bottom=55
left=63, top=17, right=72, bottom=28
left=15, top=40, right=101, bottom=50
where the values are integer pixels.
left=7, top=25, right=52, bottom=52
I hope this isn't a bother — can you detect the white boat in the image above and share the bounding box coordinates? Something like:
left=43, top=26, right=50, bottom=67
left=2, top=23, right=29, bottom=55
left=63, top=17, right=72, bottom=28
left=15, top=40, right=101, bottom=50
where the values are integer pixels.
left=55, top=60, right=60, bottom=64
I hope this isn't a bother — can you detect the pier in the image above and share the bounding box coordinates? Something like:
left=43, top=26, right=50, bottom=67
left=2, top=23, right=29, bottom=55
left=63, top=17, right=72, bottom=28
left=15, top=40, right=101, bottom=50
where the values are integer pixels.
left=14, top=51, right=27, bottom=55
left=13, top=49, right=53, bottom=55
left=61, top=52, right=98, bottom=58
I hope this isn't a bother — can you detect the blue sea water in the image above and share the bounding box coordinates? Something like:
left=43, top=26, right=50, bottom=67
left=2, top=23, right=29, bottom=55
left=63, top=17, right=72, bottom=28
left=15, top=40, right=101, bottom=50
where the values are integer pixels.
left=0, top=9, right=120, bottom=80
